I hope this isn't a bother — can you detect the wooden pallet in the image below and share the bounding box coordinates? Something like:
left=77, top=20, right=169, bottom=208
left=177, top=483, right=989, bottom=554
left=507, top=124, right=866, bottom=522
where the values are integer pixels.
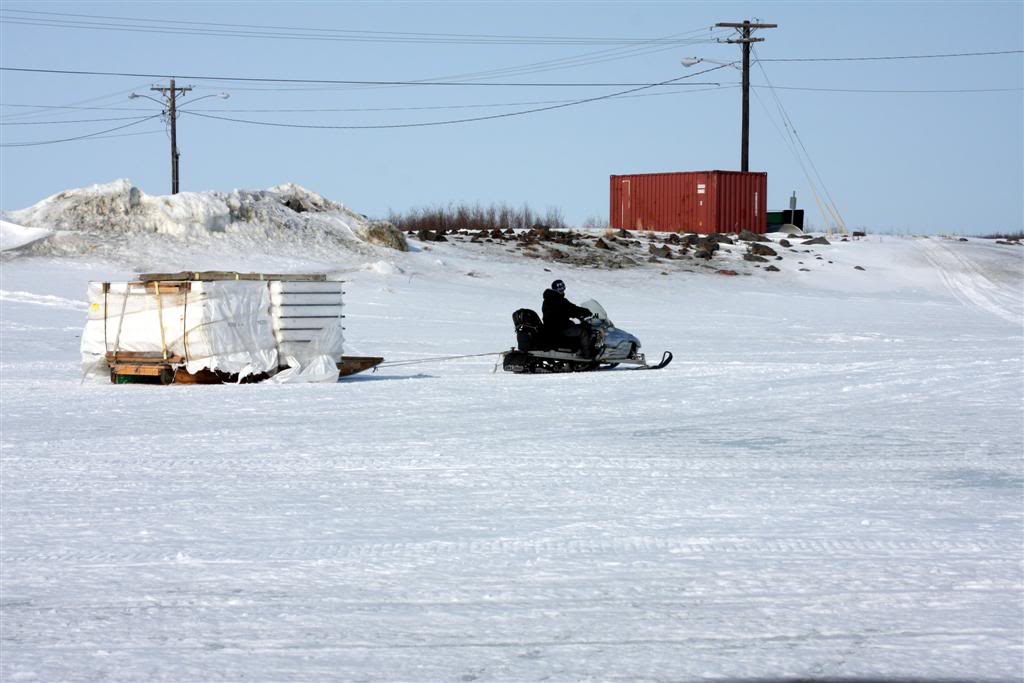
left=106, top=352, right=183, bottom=384
left=106, top=352, right=383, bottom=384
left=135, top=271, right=331, bottom=283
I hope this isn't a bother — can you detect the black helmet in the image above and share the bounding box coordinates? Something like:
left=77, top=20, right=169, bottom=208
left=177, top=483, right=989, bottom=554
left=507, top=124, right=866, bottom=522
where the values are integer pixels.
left=551, top=279, right=565, bottom=293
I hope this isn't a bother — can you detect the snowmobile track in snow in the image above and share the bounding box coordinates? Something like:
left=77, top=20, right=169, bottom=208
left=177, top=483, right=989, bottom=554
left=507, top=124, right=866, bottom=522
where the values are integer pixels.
left=917, top=239, right=1022, bottom=324
left=6, top=536, right=1015, bottom=565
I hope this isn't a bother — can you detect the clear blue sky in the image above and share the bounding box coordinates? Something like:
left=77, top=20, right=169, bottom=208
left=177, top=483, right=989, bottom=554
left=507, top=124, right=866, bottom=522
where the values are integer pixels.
left=1, top=1, right=1021, bottom=234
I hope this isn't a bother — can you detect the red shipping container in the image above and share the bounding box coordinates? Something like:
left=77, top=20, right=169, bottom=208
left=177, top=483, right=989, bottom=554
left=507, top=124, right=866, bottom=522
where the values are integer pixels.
left=609, top=170, right=767, bottom=234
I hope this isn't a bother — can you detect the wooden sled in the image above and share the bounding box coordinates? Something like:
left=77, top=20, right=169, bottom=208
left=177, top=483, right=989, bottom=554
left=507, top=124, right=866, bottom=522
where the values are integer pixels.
left=337, top=356, right=384, bottom=377
left=106, top=352, right=383, bottom=385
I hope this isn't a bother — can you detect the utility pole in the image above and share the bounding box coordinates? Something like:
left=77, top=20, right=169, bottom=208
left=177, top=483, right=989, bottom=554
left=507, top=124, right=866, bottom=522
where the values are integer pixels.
left=150, top=79, right=192, bottom=194
left=715, top=20, right=776, bottom=172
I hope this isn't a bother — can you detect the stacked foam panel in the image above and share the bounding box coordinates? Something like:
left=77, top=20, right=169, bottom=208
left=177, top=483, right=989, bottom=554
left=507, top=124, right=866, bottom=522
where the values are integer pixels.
left=268, top=280, right=345, bottom=362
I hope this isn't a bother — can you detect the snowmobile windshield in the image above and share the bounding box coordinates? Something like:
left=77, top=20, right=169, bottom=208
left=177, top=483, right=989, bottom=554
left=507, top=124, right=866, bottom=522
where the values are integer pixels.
left=578, top=299, right=609, bottom=322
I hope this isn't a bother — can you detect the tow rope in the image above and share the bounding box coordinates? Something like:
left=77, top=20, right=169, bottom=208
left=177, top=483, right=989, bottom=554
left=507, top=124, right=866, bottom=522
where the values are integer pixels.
left=373, top=351, right=506, bottom=372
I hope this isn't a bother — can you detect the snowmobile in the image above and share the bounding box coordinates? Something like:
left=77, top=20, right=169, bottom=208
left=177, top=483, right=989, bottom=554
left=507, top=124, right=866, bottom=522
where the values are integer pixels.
left=502, top=299, right=672, bottom=374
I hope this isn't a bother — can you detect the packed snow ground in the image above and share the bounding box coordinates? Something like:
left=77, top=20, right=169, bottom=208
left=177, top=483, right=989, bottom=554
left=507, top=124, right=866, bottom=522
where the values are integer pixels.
left=1, top=212, right=1022, bottom=680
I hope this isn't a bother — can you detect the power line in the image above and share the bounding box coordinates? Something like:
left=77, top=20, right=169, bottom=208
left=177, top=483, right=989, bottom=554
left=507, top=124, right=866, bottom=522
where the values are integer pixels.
left=0, top=66, right=723, bottom=87
left=0, top=88, right=733, bottom=120
left=0, top=103, right=155, bottom=113
left=178, top=63, right=735, bottom=130
left=0, top=65, right=732, bottom=144
left=751, top=84, right=1022, bottom=93
left=0, top=15, right=730, bottom=95
left=758, top=49, right=1023, bottom=62
left=188, top=35, right=732, bottom=93
left=8, top=127, right=166, bottom=143
left=0, top=7, right=693, bottom=43
left=394, top=30, right=729, bottom=87
left=0, top=115, right=160, bottom=125
left=93, top=128, right=166, bottom=140
left=0, top=17, right=720, bottom=47
left=753, top=45, right=847, bottom=233
left=178, top=87, right=733, bottom=114
left=2, top=78, right=1010, bottom=129
left=2, top=79, right=1012, bottom=125
left=0, top=9, right=720, bottom=45
left=0, top=114, right=162, bottom=147
left=0, top=82, right=151, bottom=122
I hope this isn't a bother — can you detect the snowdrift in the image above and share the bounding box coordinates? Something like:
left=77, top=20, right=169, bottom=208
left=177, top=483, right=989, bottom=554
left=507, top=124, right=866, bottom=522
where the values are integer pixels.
left=3, top=180, right=403, bottom=262
left=0, top=219, right=52, bottom=252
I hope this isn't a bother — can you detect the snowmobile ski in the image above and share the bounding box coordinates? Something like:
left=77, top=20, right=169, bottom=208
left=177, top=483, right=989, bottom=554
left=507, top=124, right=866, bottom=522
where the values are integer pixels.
left=637, top=350, right=673, bottom=371
left=501, top=349, right=672, bottom=374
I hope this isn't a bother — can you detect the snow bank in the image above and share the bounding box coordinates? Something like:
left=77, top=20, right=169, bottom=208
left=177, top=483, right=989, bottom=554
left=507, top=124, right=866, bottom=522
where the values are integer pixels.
left=3, top=180, right=390, bottom=263
left=0, top=219, right=52, bottom=252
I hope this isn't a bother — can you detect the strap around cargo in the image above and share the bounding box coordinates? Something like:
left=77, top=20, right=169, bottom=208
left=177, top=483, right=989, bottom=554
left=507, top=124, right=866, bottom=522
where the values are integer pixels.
left=153, top=282, right=169, bottom=361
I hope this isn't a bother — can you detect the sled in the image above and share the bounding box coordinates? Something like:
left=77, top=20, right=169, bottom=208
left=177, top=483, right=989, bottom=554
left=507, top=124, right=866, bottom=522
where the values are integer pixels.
left=106, top=351, right=384, bottom=384
left=337, top=356, right=384, bottom=377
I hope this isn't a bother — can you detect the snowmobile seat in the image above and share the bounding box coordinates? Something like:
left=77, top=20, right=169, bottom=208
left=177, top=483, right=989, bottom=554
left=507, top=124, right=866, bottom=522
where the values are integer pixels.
left=548, top=323, right=595, bottom=357
left=512, top=308, right=550, bottom=352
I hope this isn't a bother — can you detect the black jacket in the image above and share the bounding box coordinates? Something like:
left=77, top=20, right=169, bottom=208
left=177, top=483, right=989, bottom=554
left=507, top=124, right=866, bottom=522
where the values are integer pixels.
left=542, top=288, right=591, bottom=331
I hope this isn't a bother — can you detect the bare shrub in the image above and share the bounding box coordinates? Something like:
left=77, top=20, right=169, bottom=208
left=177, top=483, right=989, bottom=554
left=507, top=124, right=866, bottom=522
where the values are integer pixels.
left=582, top=214, right=609, bottom=231
left=980, top=230, right=1023, bottom=240
left=542, top=206, right=566, bottom=228
left=387, top=202, right=567, bottom=233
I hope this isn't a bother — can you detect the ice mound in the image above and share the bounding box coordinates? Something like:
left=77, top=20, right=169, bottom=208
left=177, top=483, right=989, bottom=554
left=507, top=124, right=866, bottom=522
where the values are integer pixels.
left=366, top=260, right=404, bottom=275
left=0, top=219, right=52, bottom=252
left=3, top=180, right=393, bottom=262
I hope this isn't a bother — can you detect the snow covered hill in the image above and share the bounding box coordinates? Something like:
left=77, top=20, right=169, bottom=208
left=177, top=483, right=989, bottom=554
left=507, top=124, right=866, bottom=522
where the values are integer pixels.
left=2, top=179, right=402, bottom=266
left=1, top=182, right=1022, bottom=681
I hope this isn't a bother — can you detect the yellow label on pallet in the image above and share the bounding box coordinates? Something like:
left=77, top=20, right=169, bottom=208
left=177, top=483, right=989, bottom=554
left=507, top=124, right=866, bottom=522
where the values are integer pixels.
left=90, top=303, right=100, bottom=311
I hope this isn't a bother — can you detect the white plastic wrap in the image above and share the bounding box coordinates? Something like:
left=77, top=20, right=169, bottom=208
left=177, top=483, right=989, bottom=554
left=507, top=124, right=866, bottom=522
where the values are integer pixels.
left=82, top=281, right=279, bottom=379
left=81, top=278, right=346, bottom=383
left=267, top=281, right=345, bottom=383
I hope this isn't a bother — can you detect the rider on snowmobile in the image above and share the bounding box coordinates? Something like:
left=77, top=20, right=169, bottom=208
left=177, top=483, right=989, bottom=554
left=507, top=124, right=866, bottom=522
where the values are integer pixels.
left=542, top=279, right=595, bottom=357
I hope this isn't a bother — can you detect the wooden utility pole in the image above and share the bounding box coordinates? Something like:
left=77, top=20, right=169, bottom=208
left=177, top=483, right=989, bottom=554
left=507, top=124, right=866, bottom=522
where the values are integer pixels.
left=716, top=21, right=777, bottom=172
left=151, top=79, right=192, bottom=194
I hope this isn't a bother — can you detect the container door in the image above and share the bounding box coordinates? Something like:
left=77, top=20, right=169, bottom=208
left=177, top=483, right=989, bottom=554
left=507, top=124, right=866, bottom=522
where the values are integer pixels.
left=696, top=176, right=712, bottom=235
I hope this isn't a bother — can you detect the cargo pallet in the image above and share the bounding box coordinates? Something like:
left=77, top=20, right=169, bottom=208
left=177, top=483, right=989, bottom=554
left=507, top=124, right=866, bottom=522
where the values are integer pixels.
left=106, top=352, right=383, bottom=385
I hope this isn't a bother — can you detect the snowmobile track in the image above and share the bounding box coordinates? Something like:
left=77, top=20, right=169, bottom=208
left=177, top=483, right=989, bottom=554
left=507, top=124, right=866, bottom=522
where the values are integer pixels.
left=501, top=350, right=672, bottom=374
left=6, top=535, right=1015, bottom=565
left=918, top=239, right=1022, bottom=324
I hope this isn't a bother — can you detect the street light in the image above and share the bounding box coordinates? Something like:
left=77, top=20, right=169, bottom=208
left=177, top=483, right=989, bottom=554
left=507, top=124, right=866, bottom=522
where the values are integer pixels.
left=180, top=92, right=231, bottom=107
left=128, top=92, right=166, bottom=108
left=681, top=57, right=738, bottom=69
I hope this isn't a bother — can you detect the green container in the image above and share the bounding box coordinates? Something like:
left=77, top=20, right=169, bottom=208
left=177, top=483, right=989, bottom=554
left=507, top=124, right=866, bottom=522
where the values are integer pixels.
left=766, top=210, right=804, bottom=229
